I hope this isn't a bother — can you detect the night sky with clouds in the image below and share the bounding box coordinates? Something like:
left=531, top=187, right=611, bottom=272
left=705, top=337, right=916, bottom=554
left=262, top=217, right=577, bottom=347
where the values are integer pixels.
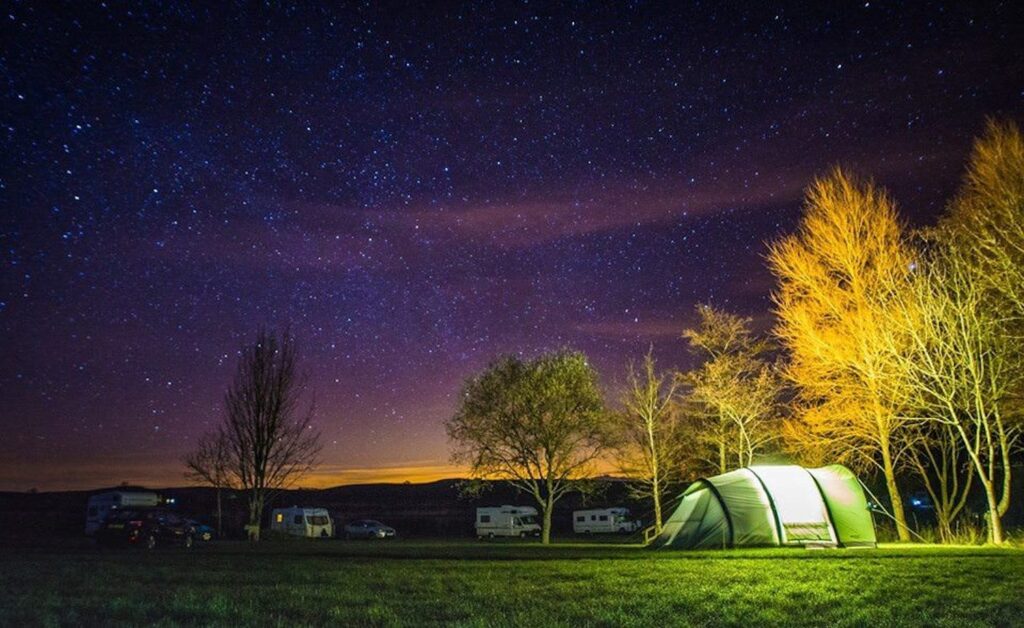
left=2, top=2, right=1022, bottom=490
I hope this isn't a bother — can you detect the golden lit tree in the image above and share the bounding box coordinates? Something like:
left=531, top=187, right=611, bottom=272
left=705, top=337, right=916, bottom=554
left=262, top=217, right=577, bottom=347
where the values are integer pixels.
left=613, top=349, right=686, bottom=534
left=768, top=168, right=916, bottom=541
left=940, top=119, right=1024, bottom=322
left=681, top=304, right=780, bottom=474
left=886, top=246, right=1021, bottom=543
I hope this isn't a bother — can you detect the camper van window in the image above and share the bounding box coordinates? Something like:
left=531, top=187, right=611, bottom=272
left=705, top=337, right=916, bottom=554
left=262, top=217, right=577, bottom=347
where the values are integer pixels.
left=307, top=515, right=329, bottom=525
left=293, top=515, right=303, bottom=524
left=479, top=515, right=491, bottom=523
left=599, top=515, right=608, bottom=521
left=276, top=513, right=283, bottom=523
left=591, top=515, right=596, bottom=521
left=576, top=516, right=584, bottom=522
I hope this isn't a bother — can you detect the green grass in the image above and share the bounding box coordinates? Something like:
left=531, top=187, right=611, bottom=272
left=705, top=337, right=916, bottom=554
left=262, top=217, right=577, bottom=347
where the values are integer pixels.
left=2, top=541, right=1022, bottom=627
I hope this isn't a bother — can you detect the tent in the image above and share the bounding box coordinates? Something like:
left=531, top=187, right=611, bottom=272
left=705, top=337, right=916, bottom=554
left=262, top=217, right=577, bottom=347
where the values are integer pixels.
left=651, top=464, right=876, bottom=549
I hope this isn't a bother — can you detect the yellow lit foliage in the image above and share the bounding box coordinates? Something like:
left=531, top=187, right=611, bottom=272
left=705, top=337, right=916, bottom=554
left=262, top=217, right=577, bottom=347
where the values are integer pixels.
left=768, top=168, right=916, bottom=540
left=941, top=119, right=1024, bottom=320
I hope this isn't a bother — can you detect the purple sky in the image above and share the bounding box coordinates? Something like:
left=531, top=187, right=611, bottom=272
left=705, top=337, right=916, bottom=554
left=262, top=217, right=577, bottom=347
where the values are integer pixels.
left=2, top=2, right=1022, bottom=489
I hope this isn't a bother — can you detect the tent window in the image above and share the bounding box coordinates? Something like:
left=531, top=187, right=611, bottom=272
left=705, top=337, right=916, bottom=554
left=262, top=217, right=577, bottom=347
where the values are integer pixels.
left=275, top=513, right=283, bottom=523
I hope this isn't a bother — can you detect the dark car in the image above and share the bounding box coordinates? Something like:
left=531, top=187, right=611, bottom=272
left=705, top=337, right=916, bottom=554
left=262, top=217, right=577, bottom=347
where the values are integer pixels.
left=96, top=509, right=196, bottom=549
left=343, top=519, right=396, bottom=540
left=186, top=520, right=216, bottom=542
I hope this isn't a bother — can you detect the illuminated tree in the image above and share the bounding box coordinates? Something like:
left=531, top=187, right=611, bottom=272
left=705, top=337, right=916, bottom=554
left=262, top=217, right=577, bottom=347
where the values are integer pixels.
left=768, top=168, right=916, bottom=541
left=446, top=352, right=608, bottom=544
left=887, top=247, right=1021, bottom=543
left=221, top=330, right=322, bottom=542
left=183, top=430, right=233, bottom=537
left=940, top=119, right=1024, bottom=323
left=681, top=305, right=780, bottom=474
left=613, top=349, right=685, bottom=534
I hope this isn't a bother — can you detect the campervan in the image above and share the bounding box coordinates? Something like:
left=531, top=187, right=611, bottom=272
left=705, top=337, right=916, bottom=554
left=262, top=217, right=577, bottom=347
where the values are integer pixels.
left=573, top=507, right=642, bottom=534
left=85, top=490, right=161, bottom=535
left=475, top=505, right=541, bottom=538
left=270, top=507, right=334, bottom=538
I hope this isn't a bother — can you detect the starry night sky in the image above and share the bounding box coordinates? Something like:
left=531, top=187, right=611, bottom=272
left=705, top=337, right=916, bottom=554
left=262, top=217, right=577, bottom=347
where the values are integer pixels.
left=2, top=2, right=1022, bottom=490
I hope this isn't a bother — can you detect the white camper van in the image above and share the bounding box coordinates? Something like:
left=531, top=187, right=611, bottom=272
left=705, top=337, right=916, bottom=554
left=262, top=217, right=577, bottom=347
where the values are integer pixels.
left=270, top=507, right=334, bottom=538
left=475, top=505, right=542, bottom=538
left=573, top=507, right=642, bottom=534
left=85, top=491, right=161, bottom=535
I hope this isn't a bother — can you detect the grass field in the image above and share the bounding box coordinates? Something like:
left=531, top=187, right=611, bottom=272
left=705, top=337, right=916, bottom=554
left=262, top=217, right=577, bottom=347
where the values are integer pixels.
left=2, top=540, right=1022, bottom=627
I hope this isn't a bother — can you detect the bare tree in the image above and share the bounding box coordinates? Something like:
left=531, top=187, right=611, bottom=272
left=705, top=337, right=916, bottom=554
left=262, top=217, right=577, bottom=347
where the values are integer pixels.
left=903, top=422, right=974, bottom=543
left=446, top=351, right=609, bottom=544
left=221, top=329, right=322, bottom=541
left=681, top=304, right=780, bottom=474
left=768, top=169, right=918, bottom=541
left=183, top=430, right=233, bottom=537
left=613, top=349, right=685, bottom=535
left=886, top=247, right=1021, bottom=543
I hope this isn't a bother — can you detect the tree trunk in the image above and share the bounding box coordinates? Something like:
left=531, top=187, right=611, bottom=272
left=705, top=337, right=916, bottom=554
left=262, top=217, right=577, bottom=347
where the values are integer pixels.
left=215, top=487, right=223, bottom=538
left=996, top=432, right=1012, bottom=518
left=652, top=476, right=663, bottom=534
left=881, top=444, right=911, bottom=542
left=935, top=509, right=953, bottom=544
left=981, top=478, right=1005, bottom=544
left=541, top=496, right=553, bottom=545
left=247, top=492, right=263, bottom=543
left=718, top=438, right=727, bottom=474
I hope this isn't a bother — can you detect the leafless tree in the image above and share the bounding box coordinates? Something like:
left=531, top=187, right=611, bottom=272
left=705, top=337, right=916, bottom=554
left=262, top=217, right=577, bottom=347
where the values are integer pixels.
left=221, top=329, right=322, bottom=541
left=681, top=304, right=781, bottom=474
left=613, top=349, right=686, bottom=535
left=885, top=248, right=1021, bottom=543
left=903, top=422, right=974, bottom=543
left=768, top=169, right=918, bottom=540
left=183, top=430, right=233, bottom=537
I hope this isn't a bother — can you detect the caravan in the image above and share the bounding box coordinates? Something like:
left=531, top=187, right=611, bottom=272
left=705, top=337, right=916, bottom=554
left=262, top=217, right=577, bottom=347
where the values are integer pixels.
left=475, top=506, right=541, bottom=538
left=85, top=491, right=161, bottom=535
left=573, top=507, right=642, bottom=534
left=270, top=507, right=334, bottom=538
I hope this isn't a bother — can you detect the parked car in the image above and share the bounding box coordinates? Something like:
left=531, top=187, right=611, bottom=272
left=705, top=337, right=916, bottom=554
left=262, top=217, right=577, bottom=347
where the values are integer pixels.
left=343, top=519, right=396, bottom=539
left=96, top=509, right=196, bottom=549
left=186, top=520, right=216, bottom=542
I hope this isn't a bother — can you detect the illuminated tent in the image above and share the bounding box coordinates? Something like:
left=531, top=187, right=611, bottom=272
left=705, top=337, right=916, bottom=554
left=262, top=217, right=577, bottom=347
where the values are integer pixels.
left=651, top=464, right=876, bottom=549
